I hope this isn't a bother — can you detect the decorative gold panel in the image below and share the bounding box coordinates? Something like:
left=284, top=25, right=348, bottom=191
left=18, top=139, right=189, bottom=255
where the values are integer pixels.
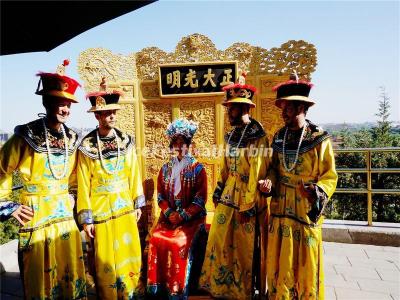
left=140, top=81, right=160, bottom=99
left=136, top=47, right=169, bottom=81
left=77, top=34, right=318, bottom=226
left=224, top=42, right=254, bottom=74
left=260, top=98, right=284, bottom=142
left=77, top=47, right=137, bottom=93
left=135, top=34, right=316, bottom=80
left=178, top=99, right=216, bottom=155
left=78, top=35, right=317, bottom=142
left=173, top=34, right=222, bottom=63
left=223, top=106, right=232, bottom=136
left=250, top=40, right=317, bottom=79
left=116, top=103, right=135, bottom=137
left=260, top=77, right=283, bottom=95
left=118, top=83, right=135, bottom=102
left=143, top=102, right=172, bottom=179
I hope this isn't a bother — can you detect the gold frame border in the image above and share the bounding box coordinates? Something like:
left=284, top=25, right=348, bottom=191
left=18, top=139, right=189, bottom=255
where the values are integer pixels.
left=158, top=60, right=238, bottom=98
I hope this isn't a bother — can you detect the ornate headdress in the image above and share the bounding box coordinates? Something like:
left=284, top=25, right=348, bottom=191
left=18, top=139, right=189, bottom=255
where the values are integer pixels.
left=166, top=118, right=198, bottom=140
left=222, top=72, right=257, bottom=108
left=86, top=77, right=122, bottom=113
left=35, top=59, right=81, bottom=102
left=272, top=71, right=315, bottom=108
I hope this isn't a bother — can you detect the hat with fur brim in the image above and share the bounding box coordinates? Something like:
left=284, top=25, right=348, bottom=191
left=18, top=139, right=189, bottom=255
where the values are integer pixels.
left=273, top=73, right=315, bottom=108
left=86, top=91, right=122, bottom=113
left=221, top=73, right=257, bottom=108
left=35, top=60, right=80, bottom=103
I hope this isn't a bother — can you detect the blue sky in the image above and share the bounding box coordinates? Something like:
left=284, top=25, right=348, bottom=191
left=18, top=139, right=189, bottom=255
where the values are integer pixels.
left=1, top=0, right=399, bottom=132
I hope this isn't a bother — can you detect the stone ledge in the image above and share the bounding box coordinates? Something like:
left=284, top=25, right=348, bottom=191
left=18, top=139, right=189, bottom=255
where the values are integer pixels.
left=323, top=219, right=400, bottom=246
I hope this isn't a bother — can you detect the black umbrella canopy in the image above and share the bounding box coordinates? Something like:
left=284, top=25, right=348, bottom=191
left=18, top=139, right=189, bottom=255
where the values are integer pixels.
left=1, top=0, right=156, bottom=56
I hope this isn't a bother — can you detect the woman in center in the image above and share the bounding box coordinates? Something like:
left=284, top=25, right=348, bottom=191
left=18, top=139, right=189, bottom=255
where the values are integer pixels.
left=147, top=118, right=208, bottom=299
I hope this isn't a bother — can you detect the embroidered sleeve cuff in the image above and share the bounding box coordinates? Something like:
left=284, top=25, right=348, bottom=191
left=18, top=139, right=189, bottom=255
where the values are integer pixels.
left=244, top=207, right=256, bottom=217
left=193, top=195, right=206, bottom=210
left=78, top=209, right=93, bottom=225
left=0, top=201, right=20, bottom=221
left=307, top=185, right=328, bottom=223
left=134, top=195, right=146, bottom=209
left=163, top=207, right=173, bottom=218
left=157, top=193, right=166, bottom=203
left=179, top=210, right=191, bottom=221
left=212, top=182, right=224, bottom=200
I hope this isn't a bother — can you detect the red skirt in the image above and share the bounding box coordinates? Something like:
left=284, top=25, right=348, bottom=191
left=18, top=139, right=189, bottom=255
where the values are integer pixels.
left=147, top=217, right=205, bottom=298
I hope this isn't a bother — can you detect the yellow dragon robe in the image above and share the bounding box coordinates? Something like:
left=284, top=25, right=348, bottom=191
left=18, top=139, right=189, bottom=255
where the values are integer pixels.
left=266, top=120, right=337, bottom=300
left=0, top=118, right=87, bottom=299
left=199, top=118, right=270, bottom=299
left=77, top=128, right=145, bottom=299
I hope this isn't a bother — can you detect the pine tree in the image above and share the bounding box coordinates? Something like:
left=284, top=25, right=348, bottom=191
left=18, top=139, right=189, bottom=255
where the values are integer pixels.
left=372, top=86, right=392, bottom=147
left=328, top=87, right=400, bottom=223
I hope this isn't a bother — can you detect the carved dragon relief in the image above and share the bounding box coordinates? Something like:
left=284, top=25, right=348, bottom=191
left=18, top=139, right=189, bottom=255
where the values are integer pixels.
left=135, top=34, right=317, bottom=80
left=178, top=99, right=216, bottom=158
left=78, top=34, right=316, bottom=97
left=77, top=33, right=317, bottom=168
left=142, top=102, right=172, bottom=178
left=78, top=48, right=137, bottom=92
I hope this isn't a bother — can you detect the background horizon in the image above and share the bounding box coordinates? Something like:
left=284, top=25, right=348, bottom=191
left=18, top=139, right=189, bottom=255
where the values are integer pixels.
left=1, top=0, right=399, bottom=132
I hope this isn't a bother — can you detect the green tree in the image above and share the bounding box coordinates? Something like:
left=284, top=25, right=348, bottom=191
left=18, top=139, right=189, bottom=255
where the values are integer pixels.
left=0, top=172, right=22, bottom=244
left=326, top=87, right=400, bottom=223
left=372, top=87, right=392, bottom=147
left=370, top=87, right=400, bottom=222
left=0, top=218, right=19, bottom=244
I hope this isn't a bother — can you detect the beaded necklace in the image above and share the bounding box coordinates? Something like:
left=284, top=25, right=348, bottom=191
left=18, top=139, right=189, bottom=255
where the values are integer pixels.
left=42, top=118, right=68, bottom=180
left=282, top=123, right=307, bottom=172
left=96, top=128, right=121, bottom=175
left=227, top=123, right=250, bottom=173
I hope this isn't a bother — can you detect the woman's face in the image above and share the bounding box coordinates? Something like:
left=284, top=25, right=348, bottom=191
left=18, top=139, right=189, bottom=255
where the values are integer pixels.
left=172, top=135, right=189, bottom=156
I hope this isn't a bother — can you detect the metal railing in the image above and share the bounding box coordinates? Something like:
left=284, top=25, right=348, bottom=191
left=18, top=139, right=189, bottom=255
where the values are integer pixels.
left=334, top=147, right=400, bottom=225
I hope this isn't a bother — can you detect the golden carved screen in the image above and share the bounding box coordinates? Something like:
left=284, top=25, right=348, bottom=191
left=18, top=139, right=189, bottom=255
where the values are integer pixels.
left=77, top=33, right=317, bottom=226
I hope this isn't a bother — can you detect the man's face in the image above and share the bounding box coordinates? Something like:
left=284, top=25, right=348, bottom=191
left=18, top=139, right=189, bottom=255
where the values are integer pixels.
left=227, top=104, right=245, bottom=126
left=45, top=97, right=72, bottom=124
left=95, top=110, right=118, bottom=130
left=281, top=101, right=301, bottom=127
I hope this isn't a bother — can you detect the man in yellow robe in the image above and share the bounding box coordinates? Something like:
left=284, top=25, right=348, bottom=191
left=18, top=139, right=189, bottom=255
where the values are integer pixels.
left=0, top=60, right=87, bottom=299
left=77, top=80, right=145, bottom=299
left=259, top=73, right=338, bottom=299
left=199, top=75, right=270, bottom=299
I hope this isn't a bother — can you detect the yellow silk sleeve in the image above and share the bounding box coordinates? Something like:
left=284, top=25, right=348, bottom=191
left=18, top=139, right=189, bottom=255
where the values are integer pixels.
left=127, top=147, right=145, bottom=209
left=0, top=135, right=24, bottom=200
left=76, top=151, right=93, bottom=224
left=316, top=139, right=338, bottom=199
left=241, top=136, right=270, bottom=212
